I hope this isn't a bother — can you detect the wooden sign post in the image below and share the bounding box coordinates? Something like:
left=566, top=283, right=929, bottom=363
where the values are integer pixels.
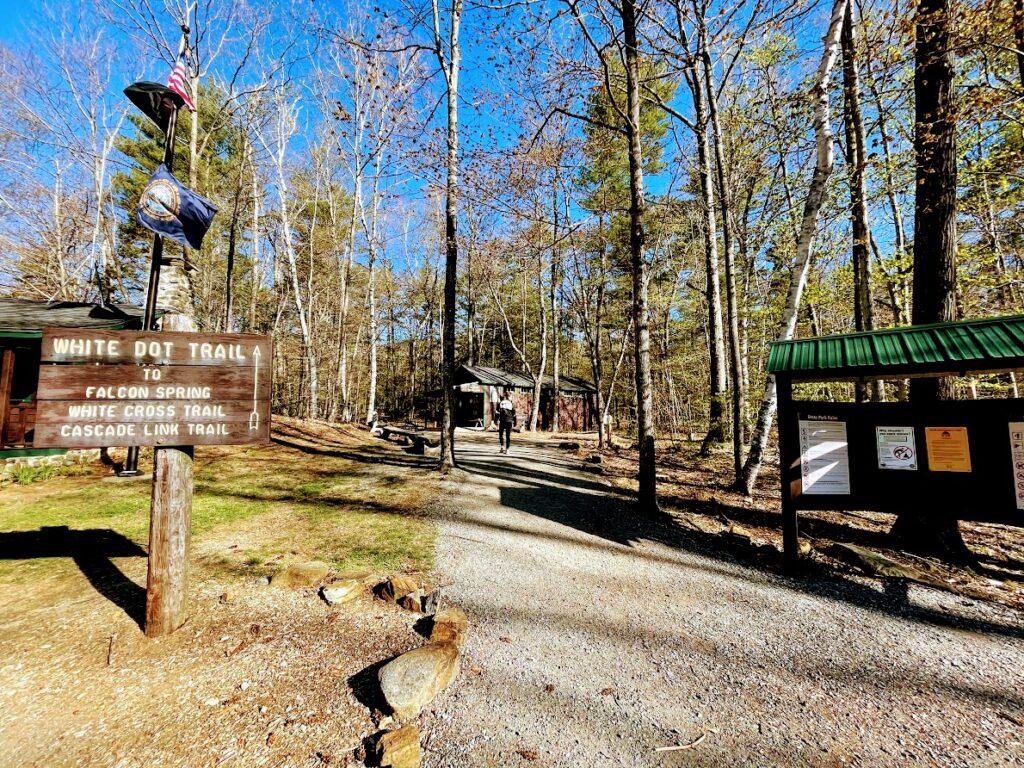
left=35, top=329, right=272, bottom=636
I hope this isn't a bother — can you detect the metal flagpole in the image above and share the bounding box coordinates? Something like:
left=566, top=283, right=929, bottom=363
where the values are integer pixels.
left=121, top=24, right=189, bottom=477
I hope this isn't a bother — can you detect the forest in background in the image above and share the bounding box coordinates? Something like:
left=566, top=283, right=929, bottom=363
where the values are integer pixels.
left=1, top=0, right=1022, bottom=499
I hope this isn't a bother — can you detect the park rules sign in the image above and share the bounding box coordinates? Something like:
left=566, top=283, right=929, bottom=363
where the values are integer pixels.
left=34, top=329, right=272, bottom=448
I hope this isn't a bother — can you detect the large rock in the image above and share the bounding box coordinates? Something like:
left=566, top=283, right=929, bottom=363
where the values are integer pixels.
left=271, top=561, right=329, bottom=588
left=374, top=725, right=421, bottom=768
left=378, top=575, right=420, bottom=603
left=378, top=641, right=460, bottom=720
left=429, top=607, right=468, bottom=648
left=398, top=593, right=424, bottom=613
left=321, top=579, right=362, bottom=605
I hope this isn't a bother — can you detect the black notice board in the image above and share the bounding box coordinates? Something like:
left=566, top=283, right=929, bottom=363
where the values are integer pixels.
left=783, top=398, right=1024, bottom=526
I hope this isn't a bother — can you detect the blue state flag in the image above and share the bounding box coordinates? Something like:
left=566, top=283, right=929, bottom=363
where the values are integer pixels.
left=136, top=164, right=217, bottom=250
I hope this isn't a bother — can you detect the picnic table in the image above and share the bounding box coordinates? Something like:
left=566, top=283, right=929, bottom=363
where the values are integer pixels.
left=377, top=424, right=440, bottom=455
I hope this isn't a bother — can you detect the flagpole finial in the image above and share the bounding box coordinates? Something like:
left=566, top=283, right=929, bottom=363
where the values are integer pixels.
left=181, top=1, right=195, bottom=36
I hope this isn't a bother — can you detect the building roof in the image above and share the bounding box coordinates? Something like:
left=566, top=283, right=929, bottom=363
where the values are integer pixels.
left=455, top=364, right=596, bottom=393
left=767, top=314, right=1024, bottom=381
left=0, top=299, right=148, bottom=339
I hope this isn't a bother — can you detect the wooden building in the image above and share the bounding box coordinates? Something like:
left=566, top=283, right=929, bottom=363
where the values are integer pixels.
left=450, top=364, right=597, bottom=431
left=0, top=299, right=147, bottom=454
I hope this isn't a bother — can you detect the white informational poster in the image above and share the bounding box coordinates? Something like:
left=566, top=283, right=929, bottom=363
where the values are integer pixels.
left=1009, top=423, right=1024, bottom=511
left=798, top=419, right=851, bottom=495
left=876, top=426, right=918, bottom=471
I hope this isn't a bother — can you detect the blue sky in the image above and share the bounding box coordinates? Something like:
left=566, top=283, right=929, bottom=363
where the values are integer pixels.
left=0, top=0, right=32, bottom=41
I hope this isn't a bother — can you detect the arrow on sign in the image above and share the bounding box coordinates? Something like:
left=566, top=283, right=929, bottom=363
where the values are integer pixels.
left=249, top=346, right=261, bottom=430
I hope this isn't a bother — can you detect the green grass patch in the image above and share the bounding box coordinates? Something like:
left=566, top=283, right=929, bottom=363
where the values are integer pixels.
left=0, top=425, right=438, bottom=585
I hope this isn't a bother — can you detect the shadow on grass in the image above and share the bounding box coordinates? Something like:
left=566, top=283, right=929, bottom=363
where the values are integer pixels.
left=0, top=526, right=146, bottom=629
left=271, top=435, right=433, bottom=470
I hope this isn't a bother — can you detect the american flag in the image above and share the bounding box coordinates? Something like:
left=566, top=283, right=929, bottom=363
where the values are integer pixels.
left=167, top=44, right=196, bottom=113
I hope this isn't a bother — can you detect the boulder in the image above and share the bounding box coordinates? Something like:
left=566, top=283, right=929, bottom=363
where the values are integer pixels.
left=429, top=606, right=468, bottom=648
left=421, top=588, right=442, bottom=614
left=398, top=593, right=424, bottom=613
left=378, top=641, right=460, bottom=720
left=584, top=453, right=603, bottom=464
left=321, top=579, right=362, bottom=605
left=374, top=724, right=421, bottom=768
left=378, top=575, right=420, bottom=603
left=270, top=561, right=330, bottom=588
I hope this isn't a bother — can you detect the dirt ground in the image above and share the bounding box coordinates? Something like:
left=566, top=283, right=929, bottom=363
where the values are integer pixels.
left=0, top=420, right=439, bottom=768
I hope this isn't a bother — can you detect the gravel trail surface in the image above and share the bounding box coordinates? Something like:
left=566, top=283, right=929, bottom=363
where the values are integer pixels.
left=426, top=431, right=1024, bottom=767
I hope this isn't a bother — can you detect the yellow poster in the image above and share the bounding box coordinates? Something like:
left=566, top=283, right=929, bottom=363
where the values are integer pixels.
left=925, top=427, right=972, bottom=472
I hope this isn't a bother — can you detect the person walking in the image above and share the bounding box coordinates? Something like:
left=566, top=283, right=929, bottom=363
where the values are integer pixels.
left=497, top=392, right=517, bottom=454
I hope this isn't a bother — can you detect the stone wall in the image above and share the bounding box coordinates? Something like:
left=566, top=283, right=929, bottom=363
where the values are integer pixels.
left=1, top=449, right=100, bottom=481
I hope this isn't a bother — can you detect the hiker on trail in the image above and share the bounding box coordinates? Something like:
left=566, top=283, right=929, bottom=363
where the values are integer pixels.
left=497, top=392, right=516, bottom=454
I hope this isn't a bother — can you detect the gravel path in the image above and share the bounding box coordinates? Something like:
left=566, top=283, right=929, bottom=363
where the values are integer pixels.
left=426, top=431, right=1024, bottom=767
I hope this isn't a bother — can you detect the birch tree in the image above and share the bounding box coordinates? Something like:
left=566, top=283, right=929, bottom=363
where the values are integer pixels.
left=740, top=0, right=848, bottom=495
left=255, top=89, right=319, bottom=418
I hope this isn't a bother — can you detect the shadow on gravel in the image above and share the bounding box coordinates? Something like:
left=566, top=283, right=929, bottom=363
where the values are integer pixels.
left=0, top=526, right=146, bottom=628
left=348, top=656, right=395, bottom=714
left=456, top=443, right=1024, bottom=642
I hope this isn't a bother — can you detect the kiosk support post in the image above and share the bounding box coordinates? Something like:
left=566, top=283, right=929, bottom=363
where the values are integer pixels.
left=776, top=375, right=801, bottom=566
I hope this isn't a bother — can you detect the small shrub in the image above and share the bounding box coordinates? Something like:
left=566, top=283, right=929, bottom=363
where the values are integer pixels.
left=12, top=465, right=38, bottom=485
left=11, top=462, right=86, bottom=485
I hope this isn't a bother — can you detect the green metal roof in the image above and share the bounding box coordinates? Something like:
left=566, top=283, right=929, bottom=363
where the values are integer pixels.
left=767, top=314, right=1024, bottom=381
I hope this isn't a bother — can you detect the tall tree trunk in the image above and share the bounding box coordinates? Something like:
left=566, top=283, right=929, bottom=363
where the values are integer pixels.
left=367, top=251, right=378, bottom=422
left=841, top=2, right=881, bottom=402
left=740, top=0, right=848, bottom=495
left=700, top=48, right=745, bottom=478
left=338, top=193, right=358, bottom=421
left=620, top=0, right=658, bottom=510
left=248, top=143, right=260, bottom=333
left=909, top=0, right=958, bottom=401
left=861, top=23, right=911, bottom=332
left=1015, top=0, right=1024, bottom=92
left=687, top=54, right=727, bottom=455
left=589, top=218, right=607, bottom=447
left=891, top=0, right=969, bottom=560
left=436, top=0, right=463, bottom=472
left=551, top=172, right=562, bottom=433
left=467, top=246, right=477, bottom=367
left=529, top=249, right=548, bottom=432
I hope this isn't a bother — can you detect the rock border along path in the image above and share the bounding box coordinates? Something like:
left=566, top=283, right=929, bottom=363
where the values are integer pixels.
left=425, top=430, right=1024, bottom=767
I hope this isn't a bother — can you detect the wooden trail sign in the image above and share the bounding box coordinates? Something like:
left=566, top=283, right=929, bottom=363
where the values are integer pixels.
left=34, top=329, right=272, bottom=448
